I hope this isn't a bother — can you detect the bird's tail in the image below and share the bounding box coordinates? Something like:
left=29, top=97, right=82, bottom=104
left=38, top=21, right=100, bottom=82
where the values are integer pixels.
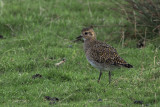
left=122, top=63, right=133, bottom=68
left=113, top=56, right=133, bottom=68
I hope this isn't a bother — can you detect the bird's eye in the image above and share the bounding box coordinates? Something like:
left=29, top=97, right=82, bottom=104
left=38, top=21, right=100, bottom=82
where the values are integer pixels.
left=85, top=32, right=88, bottom=35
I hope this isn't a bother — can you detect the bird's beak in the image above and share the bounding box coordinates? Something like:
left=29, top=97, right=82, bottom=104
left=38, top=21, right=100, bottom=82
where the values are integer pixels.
left=76, top=35, right=83, bottom=40
left=74, top=35, right=83, bottom=42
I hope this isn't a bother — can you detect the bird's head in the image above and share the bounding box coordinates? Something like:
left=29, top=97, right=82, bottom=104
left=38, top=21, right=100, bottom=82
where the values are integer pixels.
left=75, top=27, right=96, bottom=42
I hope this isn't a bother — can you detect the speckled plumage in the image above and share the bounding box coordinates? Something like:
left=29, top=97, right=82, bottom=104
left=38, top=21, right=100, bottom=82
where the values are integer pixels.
left=77, top=27, right=133, bottom=83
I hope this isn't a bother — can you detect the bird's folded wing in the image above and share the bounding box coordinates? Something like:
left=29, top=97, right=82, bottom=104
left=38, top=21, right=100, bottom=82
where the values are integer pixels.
left=90, top=43, right=127, bottom=65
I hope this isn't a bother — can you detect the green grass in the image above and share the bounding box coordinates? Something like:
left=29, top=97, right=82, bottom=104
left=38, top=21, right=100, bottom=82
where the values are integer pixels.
left=0, top=0, right=160, bottom=106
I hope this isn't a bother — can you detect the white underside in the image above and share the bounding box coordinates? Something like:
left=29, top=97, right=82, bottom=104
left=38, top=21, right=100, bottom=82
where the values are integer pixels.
left=88, top=59, right=117, bottom=71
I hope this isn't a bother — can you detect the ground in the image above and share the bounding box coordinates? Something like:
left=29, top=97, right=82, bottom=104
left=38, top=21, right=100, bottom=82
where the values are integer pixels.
left=0, top=0, right=160, bottom=106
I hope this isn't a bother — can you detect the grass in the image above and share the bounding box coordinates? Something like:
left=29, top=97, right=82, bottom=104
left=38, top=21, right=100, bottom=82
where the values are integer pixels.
left=0, top=0, right=160, bottom=106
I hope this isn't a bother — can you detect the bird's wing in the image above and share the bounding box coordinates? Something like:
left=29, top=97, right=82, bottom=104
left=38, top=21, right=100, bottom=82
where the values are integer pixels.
left=89, top=43, right=127, bottom=66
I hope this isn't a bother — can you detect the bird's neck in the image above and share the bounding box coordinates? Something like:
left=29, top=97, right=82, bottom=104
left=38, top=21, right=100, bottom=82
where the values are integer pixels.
left=84, top=38, right=97, bottom=53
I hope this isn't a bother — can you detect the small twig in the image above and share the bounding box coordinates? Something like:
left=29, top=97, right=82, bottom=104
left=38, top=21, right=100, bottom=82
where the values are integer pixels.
left=5, top=24, right=15, bottom=36
left=122, top=30, right=125, bottom=48
left=59, top=93, right=74, bottom=103
left=140, top=64, right=144, bottom=76
left=152, top=25, right=160, bottom=33
left=115, top=2, right=131, bottom=22
left=155, top=93, right=157, bottom=107
left=119, top=51, right=129, bottom=55
left=133, top=11, right=137, bottom=39
left=143, top=27, right=147, bottom=47
left=118, top=28, right=125, bottom=48
left=87, top=0, right=92, bottom=18
left=55, top=58, right=66, bottom=66
left=5, top=24, right=14, bottom=32
left=154, top=48, right=158, bottom=69
left=39, top=6, right=45, bottom=16
left=154, top=56, right=156, bottom=68
left=0, top=0, right=4, bottom=15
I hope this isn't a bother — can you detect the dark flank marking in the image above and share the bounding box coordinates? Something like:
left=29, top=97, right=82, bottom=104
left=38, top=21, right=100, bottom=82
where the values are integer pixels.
left=98, top=99, right=103, bottom=102
left=32, top=74, right=42, bottom=79
left=134, top=100, right=143, bottom=104
left=0, top=35, right=4, bottom=39
left=45, top=96, right=51, bottom=101
left=44, top=96, right=59, bottom=105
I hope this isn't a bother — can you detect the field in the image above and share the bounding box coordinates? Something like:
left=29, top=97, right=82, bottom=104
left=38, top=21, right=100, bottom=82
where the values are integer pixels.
left=0, top=0, right=160, bottom=106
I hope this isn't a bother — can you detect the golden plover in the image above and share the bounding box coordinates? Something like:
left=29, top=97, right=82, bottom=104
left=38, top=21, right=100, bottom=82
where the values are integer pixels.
left=76, top=27, right=133, bottom=84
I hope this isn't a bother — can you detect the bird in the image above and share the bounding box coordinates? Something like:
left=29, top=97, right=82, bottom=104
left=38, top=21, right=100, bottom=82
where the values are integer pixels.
left=75, top=27, right=133, bottom=84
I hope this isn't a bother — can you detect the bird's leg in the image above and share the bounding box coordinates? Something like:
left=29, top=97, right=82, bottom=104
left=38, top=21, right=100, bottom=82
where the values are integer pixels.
left=109, top=71, right=111, bottom=84
left=98, top=70, right=102, bottom=83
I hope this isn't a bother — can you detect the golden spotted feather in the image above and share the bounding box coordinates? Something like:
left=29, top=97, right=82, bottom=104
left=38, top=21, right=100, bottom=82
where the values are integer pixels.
left=87, top=41, right=132, bottom=68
